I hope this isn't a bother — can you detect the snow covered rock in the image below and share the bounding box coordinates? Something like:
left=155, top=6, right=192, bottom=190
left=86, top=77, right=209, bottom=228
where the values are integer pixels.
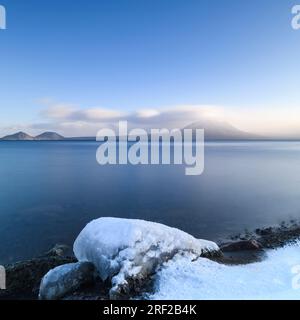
left=39, top=262, right=95, bottom=300
left=73, top=217, right=219, bottom=298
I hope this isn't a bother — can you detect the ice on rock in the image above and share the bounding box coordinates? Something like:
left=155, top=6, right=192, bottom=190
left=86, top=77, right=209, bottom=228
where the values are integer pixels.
left=73, top=217, right=219, bottom=297
left=39, top=262, right=95, bottom=300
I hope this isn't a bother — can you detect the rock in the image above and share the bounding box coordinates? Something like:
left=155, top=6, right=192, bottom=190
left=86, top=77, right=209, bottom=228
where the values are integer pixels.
left=0, top=256, right=76, bottom=300
left=220, top=240, right=263, bottom=252
left=73, top=217, right=220, bottom=299
left=39, top=262, right=95, bottom=300
left=44, top=244, right=73, bottom=258
left=256, top=227, right=273, bottom=236
left=62, top=278, right=110, bottom=300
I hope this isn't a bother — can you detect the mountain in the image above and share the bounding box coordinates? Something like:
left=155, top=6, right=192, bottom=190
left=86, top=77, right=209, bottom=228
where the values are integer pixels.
left=34, top=132, right=65, bottom=141
left=184, top=119, right=260, bottom=140
left=0, top=132, right=35, bottom=141
left=0, top=131, right=65, bottom=141
left=0, top=122, right=260, bottom=141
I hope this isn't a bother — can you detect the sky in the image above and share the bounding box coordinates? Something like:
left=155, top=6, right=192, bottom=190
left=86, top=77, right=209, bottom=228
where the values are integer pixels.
left=0, top=0, right=300, bottom=137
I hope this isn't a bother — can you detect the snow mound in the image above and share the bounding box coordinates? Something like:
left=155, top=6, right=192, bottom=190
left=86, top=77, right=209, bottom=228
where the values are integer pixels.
left=149, top=242, right=300, bottom=300
left=73, top=217, right=219, bottom=298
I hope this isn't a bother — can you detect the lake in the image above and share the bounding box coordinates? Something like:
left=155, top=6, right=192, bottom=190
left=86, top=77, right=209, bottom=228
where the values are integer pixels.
left=1, top=141, right=300, bottom=264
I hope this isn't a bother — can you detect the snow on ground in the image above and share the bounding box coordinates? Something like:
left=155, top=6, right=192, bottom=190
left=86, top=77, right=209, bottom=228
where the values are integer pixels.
left=73, top=217, right=300, bottom=300
left=73, top=217, right=219, bottom=297
left=149, top=241, right=300, bottom=300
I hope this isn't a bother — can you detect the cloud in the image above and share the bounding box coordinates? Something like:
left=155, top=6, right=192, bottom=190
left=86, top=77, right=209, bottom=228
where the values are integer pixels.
left=41, top=104, right=124, bottom=122
left=32, top=103, right=227, bottom=136
left=41, top=104, right=75, bottom=119
left=2, top=101, right=300, bottom=138
left=134, top=109, right=161, bottom=119
left=126, top=105, right=226, bottom=130
left=74, top=108, right=123, bottom=121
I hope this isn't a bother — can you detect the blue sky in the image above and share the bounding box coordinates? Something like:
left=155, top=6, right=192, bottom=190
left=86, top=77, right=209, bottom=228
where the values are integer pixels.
left=0, top=0, right=299, bottom=136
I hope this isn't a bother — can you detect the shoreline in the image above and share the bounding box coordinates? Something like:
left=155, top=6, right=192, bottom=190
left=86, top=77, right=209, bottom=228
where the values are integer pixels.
left=214, top=220, right=300, bottom=265
left=1, top=221, right=300, bottom=300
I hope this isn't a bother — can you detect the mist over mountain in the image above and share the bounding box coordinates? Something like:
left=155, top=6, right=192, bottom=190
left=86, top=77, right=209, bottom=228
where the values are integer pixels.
left=184, top=119, right=261, bottom=140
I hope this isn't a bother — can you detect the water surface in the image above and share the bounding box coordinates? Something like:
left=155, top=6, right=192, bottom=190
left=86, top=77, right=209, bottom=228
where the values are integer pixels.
left=1, top=141, right=300, bottom=264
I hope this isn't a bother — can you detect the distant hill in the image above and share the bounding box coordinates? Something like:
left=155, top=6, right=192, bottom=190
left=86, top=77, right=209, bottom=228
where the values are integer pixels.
left=184, top=119, right=260, bottom=140
left=0, top=132, right=35, bottom=141
left=0, top=131, right=65, bottom=141
left=34, top=132, right=65, bottom=141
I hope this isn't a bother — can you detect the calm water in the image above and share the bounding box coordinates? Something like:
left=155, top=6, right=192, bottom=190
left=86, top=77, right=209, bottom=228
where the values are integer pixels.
left=1, top=141, right=300, bottom=264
